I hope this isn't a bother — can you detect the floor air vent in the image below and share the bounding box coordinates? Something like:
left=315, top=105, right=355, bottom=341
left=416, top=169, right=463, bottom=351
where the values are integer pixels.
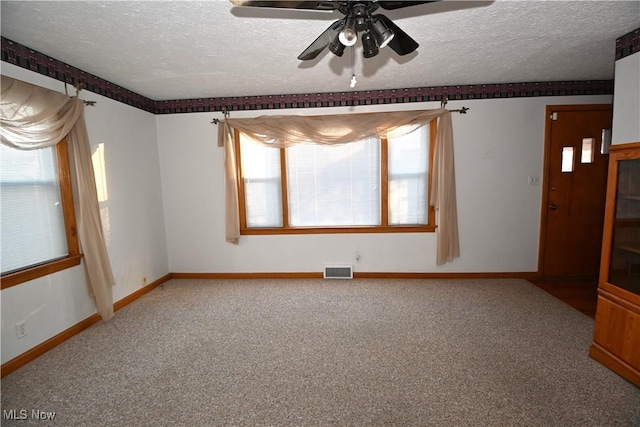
left=323, top=265, right=353, bottom=279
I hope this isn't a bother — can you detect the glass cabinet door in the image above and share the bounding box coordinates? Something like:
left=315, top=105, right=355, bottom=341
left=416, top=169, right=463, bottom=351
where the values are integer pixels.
left=608, top=158, right=640, bottom=295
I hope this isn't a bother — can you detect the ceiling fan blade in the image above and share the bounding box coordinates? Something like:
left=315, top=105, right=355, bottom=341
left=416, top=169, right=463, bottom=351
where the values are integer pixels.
left=297, top=19, right=345, bottom=60
left=374, top=14, right=419, bottom=56
left=230, top=0, right=340, bottom=10
left=377, top=1, right=438, bottom=10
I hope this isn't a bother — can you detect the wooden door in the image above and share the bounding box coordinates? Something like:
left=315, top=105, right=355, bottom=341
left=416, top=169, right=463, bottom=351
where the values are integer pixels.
left=540, top=105, right=612, bottom=278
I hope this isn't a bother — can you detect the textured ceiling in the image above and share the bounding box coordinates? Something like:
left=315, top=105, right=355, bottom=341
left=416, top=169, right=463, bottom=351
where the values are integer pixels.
left=1, top=1, right=639, bottom=101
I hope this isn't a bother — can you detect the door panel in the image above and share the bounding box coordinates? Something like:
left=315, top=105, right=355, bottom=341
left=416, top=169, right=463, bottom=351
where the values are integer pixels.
left=541, top=105, right=612, bottom=278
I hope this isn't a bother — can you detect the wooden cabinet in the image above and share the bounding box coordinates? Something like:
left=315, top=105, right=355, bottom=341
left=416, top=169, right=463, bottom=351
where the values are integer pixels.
left=590, top=142, right=640, bottom=386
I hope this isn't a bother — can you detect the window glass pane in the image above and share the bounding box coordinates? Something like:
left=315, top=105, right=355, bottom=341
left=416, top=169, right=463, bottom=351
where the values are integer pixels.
left=286, top=138, right=380, bottom=227
left=581, top=138, right=594, bottom=164
left=561, top=146, right=574, bottom=173
left=608, top=159, right=640, bottom=294
left=388, top=126, right=429, bottom=225
left=239, top=135, right=283, bottom=227
left=0, top=144, right=68, bottom=274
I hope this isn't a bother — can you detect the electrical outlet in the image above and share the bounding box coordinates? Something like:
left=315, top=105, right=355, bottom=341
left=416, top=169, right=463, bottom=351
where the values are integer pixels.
left=16, top=320, right=28, bottom=339
left=142, top=276, right=148, bottom=287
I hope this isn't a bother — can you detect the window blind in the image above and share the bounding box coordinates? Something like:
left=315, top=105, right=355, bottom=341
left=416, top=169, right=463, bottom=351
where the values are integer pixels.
left=0, top=144, right=68, bottom=274
left=286, top=138, right=381, bottom=227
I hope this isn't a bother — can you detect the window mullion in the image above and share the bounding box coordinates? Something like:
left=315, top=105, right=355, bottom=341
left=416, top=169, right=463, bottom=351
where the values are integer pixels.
left=381, top=138, right=389, bottom=227
left=280, top=147, right=289, bottom=228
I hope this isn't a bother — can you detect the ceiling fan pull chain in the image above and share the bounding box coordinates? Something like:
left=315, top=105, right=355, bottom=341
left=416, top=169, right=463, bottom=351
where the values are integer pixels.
left=350, top=46, right=357, bottom=88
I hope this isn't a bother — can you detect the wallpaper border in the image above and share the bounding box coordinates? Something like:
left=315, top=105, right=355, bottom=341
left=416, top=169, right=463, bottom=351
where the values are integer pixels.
left=1, top=37, right=156, bottom=113
left=616, top=27, right=640, bottom=60
left=1, top=36, right=618, bottom=115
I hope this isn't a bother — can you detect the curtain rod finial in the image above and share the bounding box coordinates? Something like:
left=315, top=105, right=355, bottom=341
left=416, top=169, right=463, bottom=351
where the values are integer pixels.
left=212, top=108, right=230, bottom=125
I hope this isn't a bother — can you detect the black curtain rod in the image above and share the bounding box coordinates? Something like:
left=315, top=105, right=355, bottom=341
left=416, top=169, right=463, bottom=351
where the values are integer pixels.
left=210, top=105, right=469, bottom=125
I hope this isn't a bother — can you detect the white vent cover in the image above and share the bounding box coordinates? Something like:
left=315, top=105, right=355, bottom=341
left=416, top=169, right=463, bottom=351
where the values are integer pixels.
left=323, top=265, right=353, bottom=279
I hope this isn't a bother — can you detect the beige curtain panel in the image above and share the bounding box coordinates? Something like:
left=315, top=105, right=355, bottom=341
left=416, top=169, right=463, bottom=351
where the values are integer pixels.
left=1, top=76, right=115, bottom=321
left=218, top=108, right=460, bottom=265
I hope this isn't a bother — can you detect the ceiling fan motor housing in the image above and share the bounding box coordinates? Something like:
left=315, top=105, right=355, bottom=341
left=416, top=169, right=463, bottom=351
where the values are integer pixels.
left=352, top=3, right=370, bottom=31
left=232, top=0, right=430, bottom=60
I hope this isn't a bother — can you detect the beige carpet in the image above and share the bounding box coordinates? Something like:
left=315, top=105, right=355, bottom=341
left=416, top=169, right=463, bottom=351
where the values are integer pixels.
left=2, top=278, right=639, bottom=426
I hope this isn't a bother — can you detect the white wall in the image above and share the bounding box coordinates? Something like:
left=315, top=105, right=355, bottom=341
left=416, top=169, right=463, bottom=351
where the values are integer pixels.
left=0, top=63, right=169, bottom=364
left=612, top=51, right=640, bottom=145
left=157, top=94, right=611, bottom=275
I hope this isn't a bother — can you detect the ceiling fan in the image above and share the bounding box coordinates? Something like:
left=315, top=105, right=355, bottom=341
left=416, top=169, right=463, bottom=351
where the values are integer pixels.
left=230, top=1, right=438, bottom=60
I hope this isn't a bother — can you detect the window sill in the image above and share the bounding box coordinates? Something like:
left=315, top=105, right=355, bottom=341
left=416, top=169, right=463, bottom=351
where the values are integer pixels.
left=1, top=255, right=83, bottom=290
left=241, top=225, right=436, bottom=235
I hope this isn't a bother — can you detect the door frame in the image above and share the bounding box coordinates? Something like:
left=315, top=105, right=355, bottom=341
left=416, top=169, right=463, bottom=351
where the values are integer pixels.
left=537, top=104, right=613, bottom=278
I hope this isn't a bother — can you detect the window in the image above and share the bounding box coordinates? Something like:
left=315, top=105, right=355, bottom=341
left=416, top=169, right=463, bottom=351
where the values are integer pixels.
left=0, top=139, right=81, bottom=289
left=561, top=146, right=575, bottom=173
left=239, top=137, right=283, bottom=228
left=388, top=126, right=430, bottom=225
left=287, top=137, right=381, bottom=227
left=236, top=121, right=436, bottom=234
left=581, top=138, right=595, bottom=164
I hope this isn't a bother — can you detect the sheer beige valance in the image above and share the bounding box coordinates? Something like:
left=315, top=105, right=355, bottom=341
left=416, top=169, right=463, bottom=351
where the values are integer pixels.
left=217, top=108, right=460, bottom=265
left=1, top=76, right=115, bottom=320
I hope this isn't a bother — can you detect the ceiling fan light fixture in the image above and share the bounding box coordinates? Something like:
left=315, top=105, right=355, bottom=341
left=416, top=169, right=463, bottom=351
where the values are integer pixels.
left=362, top=31, right=379, bottom=58
left=370, top=18, right=395, bottom=49
left=329, top=34, right=346, bottom=57
left=339, top=16, right=358, bottom=47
